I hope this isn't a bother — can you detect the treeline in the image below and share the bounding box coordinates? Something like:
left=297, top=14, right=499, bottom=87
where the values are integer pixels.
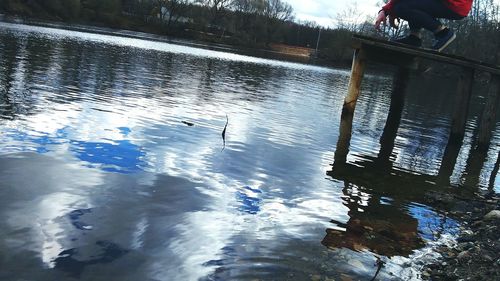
left=0, top=0, right=355, bottom=62
left=0, top=0, right=121, bottom=23
left=1, top=0, right=500, bottom=65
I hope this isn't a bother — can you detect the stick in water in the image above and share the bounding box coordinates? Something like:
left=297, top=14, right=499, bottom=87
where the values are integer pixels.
left=221, top=114, right=228, bottom=151
left=370, top=257, right=385, bottom=281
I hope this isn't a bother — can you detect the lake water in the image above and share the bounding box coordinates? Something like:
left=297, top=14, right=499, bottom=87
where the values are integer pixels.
left=0, top=22, right=498, bottom=281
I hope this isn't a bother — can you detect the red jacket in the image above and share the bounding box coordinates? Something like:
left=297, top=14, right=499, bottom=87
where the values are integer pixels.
left=382, top=0, right=473, bottom=17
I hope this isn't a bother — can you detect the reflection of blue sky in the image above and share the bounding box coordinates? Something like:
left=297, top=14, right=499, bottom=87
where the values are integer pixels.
left=408, top=204, right=459, bottom=241
left=236, top=186, right=262, bottom=215
left=71, top=139, right=144, bottom=173
left=70, top=126, right=145, bottom=174
left=2, top=128, right=67, bottom=154
left=1, top=126, right=145, bottom=174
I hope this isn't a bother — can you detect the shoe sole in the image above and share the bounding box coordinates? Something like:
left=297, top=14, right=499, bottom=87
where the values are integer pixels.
left=436, top=33, right=457, bottom=52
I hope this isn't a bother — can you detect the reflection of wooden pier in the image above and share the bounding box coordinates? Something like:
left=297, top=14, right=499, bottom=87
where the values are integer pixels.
left=324, top=40, right=500, bottom=256
left=338, top=35, right=500, bottom=187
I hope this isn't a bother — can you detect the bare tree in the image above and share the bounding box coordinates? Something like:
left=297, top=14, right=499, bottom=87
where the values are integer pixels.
left=196, top=0, right=232, bottom=24
left=264, top=0, right=293, bottom=21
left=152, top=0, right=190, bottom=26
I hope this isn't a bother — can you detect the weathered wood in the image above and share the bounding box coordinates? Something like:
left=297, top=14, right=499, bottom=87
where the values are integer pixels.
left=343, top=48, right=366, bottom=116
left=477, top=75, right=500, bottom=148
left=352, top=34, right=500, bottom=75
left=361, top=45, right=420, bottom=70
left=450, top=68, right=475, bottom=139
left=334, top=112, right=353, bottom=166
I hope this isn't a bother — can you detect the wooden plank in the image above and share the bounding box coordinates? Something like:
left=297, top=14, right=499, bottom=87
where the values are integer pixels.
left=352, top=34, right=500, bottom=75
left=363, top=45, right=420, bottom=70
left=450, top=68, right=475, bottom=139
left=478, top=74, right=500, bottom=148
left=343, top=48, right=367, bottom=115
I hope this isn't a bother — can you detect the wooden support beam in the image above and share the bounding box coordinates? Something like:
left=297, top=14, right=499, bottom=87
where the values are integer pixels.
left=334, top=109, right=354, bottom=167
left=343, top=48, right=367, bottom=116
left=450, top=68, right=475, bottom=140
left=477, top=74, right=500, bottom=148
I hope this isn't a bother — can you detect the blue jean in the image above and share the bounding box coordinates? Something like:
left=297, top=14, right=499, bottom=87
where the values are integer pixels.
left=393, top=0, right=464, bottom=32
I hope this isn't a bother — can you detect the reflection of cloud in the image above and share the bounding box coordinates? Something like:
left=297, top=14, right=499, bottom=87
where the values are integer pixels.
left=1, top=154, right=103, bottom=270
left=38, top=193, right=82, bottom=268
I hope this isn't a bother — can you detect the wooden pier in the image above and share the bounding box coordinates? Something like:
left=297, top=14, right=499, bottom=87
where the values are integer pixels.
left=335, top=34, right=500, bottom=188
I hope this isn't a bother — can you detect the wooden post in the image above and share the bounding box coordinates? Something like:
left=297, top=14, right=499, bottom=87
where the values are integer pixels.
left=477, top=74, right=500, bottom=148
left=333, top=110, right=354, bottom=167
left=343, top=48, right=367, bottom=116
left=450, top=68, right=474, bottom=141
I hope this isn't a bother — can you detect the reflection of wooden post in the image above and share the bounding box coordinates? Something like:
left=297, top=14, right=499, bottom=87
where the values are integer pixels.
left=343, top=48, right=367, bottom=116
left=438, top=141, right=462, bottom=185
left=450, top=68, right=474, bottom=141
left=478, top=75, right=500, bottom=148
left=463, top=146, right=489, bottom=189
left=378, top=68, right=409, bottom=165
left=489, top=151, right=500, bottom=191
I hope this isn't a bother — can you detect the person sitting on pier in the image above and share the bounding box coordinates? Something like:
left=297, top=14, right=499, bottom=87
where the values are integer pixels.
left=375, top=0, right=473, bottom=51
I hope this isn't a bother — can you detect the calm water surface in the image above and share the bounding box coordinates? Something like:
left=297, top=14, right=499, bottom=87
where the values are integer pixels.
left=0, top=22, right=498, bottom=281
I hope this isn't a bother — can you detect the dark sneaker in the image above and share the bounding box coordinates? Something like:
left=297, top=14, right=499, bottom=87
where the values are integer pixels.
left=391, top=34, right=422, bottom=48
left=432, top=28, right=456, bottom=52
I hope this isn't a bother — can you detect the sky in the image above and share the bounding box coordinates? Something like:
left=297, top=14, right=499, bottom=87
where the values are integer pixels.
left=285, top=0, right=378, bottom=28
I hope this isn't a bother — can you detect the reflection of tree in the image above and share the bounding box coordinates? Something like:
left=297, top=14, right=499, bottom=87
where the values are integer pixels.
left=0, top=32, right=40, bottom=119
left=193, top=58, right=287, bottom=105
left=0, top=32, right=18, bottom=119
left=225, top=60, right=280, bottom=102
left=24, top=34, right=55, bottom=84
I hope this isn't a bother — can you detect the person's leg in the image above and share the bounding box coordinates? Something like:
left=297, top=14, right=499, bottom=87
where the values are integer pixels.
left=393, top=0, right=463, bottom=33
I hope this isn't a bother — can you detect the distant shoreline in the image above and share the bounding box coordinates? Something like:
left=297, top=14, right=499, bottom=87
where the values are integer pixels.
left=0, top=15, right=349, bottom=69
